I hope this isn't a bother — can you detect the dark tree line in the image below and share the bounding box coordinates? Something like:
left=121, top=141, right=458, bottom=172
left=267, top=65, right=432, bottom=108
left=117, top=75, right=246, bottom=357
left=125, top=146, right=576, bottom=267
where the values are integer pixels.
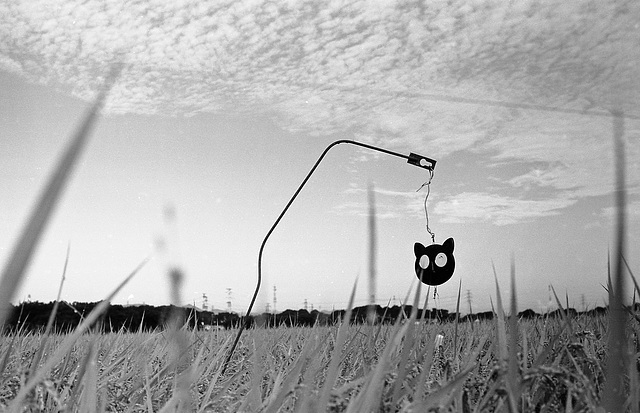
left=2, top=301, right=625, bottom=334
left=4, top=301, right=240, bottom=333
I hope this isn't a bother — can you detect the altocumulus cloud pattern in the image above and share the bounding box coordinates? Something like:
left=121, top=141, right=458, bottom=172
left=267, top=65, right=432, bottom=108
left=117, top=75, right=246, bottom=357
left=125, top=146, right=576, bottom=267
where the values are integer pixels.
left=1, top=0, right=639, bottom=225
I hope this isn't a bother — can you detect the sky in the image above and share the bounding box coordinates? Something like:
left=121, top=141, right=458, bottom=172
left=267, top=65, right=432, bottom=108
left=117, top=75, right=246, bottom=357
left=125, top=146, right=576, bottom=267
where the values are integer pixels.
left=1, top=0, right=639, bottom=314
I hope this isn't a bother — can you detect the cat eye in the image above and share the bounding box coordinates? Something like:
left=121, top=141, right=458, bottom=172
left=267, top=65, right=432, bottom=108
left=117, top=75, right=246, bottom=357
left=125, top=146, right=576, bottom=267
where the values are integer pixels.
left=419, top=255, right=430, bottom=269
left=435, top=253, right=447, bottom=267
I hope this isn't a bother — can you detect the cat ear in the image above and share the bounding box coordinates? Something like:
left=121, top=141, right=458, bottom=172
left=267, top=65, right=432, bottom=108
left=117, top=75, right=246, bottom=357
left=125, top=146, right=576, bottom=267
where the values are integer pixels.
left=414, top=242, right=425, bottom=257
left=443, top=238, right=454, bottom=252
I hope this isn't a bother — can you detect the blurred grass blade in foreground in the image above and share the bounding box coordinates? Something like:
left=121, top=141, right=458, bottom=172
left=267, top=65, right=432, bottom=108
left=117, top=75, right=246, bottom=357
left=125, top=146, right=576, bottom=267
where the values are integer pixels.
left=0, top=64, right=122, bottom=327
left=600, top=111, right=628, bottom=413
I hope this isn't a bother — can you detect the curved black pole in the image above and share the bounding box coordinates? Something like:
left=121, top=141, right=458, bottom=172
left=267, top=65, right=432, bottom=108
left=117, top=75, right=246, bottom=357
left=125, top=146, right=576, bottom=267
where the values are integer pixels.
left=221, top=139, right=436, bottom=373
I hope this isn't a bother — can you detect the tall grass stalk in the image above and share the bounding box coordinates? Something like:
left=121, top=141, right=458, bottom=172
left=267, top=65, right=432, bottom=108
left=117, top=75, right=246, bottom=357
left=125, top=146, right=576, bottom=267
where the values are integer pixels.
left=453, top=278, right=462, bottom=370
left=601, top=111, right=628, bottom=412
left=507, top=258, right=520, bottom=411
left=316, top=279, right=358, bottom=411
left=388, top=280, right=422, bottom=408
left=0, top=65, right=121, bottom=327
left=366, top=183, right=377, bottom=327
left=623, top=255, right=640, bottom=300
left=550, top=285, right=575, bottom=335
left=77, top=338, right=100, bottom=413
left=366, top=183, right=378, bottom=376
left=491, top=262, right=508, bottom=363
left=28, top=243, right=70, bottom=379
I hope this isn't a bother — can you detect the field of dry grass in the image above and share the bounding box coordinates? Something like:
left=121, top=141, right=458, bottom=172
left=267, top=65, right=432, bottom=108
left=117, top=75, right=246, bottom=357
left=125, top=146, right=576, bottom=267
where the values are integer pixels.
left=0, top=298, right=638, bottom=412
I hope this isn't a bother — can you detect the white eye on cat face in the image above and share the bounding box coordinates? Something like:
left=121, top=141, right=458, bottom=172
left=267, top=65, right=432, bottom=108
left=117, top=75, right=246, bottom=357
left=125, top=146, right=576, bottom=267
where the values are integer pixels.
left=435, top=253, right=447, bottom=267
left=419, top=255, right=429, bottom=269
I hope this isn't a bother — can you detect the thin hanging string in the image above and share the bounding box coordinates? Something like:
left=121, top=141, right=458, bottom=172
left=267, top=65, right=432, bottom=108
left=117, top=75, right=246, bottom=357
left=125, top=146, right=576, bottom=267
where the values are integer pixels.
left=416, top=169, right=436, bottom=244
left=417, top=169, right=438, bottom=300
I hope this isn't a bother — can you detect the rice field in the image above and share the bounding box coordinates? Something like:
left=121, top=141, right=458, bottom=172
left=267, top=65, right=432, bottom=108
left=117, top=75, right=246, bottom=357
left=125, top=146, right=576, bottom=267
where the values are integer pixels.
left=0, top=295, right=639, bottom=412
left=1, top=66, right=639, bottom=412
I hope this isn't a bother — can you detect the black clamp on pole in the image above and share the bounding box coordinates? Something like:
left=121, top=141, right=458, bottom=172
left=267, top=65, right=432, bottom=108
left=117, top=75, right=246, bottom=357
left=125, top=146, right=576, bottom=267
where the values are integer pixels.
left=407, top=152, right=436, bottom=170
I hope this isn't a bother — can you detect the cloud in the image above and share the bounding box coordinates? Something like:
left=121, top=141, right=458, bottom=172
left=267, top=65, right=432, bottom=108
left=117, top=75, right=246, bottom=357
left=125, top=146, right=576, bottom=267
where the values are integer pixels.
left=601, top=199, right=640, bottom=221
left=338, top=185, right=579, bottom=225
left=335, top=186, right=425, bottom=219
left=1, top=0, right=638, bottom=225
left=487, top=111, right=640, bottom=198
left=332, top=201, right=403, bottom=220
left=1, top=0, right=637, bottom=120
left=433, top=192, right=578, bottom=226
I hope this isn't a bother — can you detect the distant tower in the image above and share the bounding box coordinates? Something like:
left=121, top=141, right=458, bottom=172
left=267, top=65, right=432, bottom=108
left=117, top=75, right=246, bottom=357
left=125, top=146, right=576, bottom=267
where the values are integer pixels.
left=466, top=290, right=473, bottom=314
left=226, top=288, right=233, bottom=312
left=265, top=303, right=271, bottom=313
left=304, top=299, right=308, bottom=311
left=202, top=293, right=209, bottom=311
left=273, top=286, right=277, bottom=314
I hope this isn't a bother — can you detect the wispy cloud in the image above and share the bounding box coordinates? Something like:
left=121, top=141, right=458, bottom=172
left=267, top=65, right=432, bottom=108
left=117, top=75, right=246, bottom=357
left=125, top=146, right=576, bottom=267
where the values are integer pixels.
left=434, top=191, right=578, bottom=226
left=335, top=186, right=426, bottom=219
left=1, top=1, right=637, bottom=120
left=1, top=0, right=638, bottom=225
left=601, top=199, right=640, bottom=221
left=488, top=111, right=640, bottom=197
left=338, top=185, right=579, bottom=226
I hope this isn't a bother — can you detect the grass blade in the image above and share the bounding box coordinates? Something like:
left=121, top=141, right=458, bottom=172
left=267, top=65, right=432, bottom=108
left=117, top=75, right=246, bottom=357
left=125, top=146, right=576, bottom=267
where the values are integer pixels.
left=409, top=363, right=476, bottom=411
left=491, top=262, right=507, bottom=361
left=507, top=257, right=520, bottom=411
left=389, top=281, right=423, bottom=408
left=622, top=255, right=640, bottom=299
left=8, top=256, right=148, bottom=411
left=317, top=278, right=358, bottom=411
left=601, top=110, right=628, bottom=412
left=453, top=278, right=462, bottom=370
left=29, top=243, right=70, bottom=378
left=367, top=182, right=377, bottom=326
left=550, top=285, right=574, bottom=335
left=78, top=338, right=99, bottom=413
left=264, top=333, right=326, bottom=413
left=0, top=64, right=121, bottom=327
left=366, top=184, right=380, bottom=383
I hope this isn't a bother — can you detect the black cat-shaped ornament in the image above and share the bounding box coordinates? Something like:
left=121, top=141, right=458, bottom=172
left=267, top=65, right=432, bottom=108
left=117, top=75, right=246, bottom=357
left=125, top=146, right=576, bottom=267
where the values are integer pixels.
left=414, top=238, right=455, bottom=286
